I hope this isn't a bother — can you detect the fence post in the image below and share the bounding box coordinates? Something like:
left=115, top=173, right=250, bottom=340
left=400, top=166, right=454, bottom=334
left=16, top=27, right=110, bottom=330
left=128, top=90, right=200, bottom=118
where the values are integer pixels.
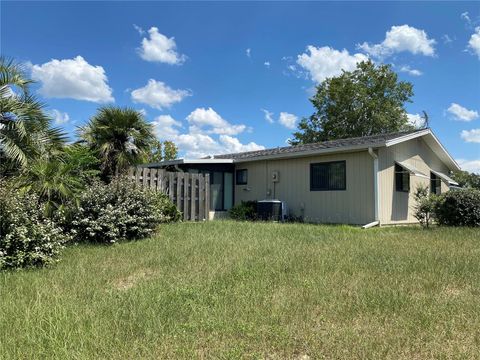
left=204, top=173, right=210, bottom=220
left=190, top=174, right=197, bottom=221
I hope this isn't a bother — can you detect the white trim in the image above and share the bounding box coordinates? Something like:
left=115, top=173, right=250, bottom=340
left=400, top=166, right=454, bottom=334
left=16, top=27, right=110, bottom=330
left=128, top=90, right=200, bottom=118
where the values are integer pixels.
left=431, top=169, right=459, bottom=186
left=385, top=129, right=431, bottom=147
left=144, top=158, right=234, bottom=167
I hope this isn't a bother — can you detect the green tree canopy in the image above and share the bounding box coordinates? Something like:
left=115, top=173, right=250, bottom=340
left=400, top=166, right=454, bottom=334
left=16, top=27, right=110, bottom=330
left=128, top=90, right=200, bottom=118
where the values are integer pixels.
left=79, top=106, right=156, bottom=179
left=147, top=140, right=178, bottom=163
left=0, top=57, right=66, bottom=174
left=290, top=60, right=415, bottom=145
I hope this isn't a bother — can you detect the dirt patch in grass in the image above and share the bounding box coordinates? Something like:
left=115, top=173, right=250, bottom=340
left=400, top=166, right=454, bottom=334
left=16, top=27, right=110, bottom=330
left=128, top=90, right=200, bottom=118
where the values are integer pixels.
left=113, top=269, right=157, bottom=290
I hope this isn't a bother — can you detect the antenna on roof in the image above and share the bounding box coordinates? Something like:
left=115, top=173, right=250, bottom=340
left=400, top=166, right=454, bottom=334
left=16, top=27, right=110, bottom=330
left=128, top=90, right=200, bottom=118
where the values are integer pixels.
left=421, top=110, right=429, bottom=128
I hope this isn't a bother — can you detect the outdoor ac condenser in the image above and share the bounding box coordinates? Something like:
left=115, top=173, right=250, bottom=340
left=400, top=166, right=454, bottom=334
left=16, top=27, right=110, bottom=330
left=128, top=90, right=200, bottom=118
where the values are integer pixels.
left=256, top=200, right=288, bottom=222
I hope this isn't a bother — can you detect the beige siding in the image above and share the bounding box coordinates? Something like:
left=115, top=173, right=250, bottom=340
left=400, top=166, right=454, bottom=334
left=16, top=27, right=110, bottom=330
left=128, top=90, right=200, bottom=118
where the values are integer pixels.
left=378, top=137, right=451, bottom=225
left=234, top=151, right=374, bottom=224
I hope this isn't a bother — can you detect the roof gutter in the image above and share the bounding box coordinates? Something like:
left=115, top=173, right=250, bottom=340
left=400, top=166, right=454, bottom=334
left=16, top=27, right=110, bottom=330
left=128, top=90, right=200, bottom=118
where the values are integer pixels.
left=368, top=147, right=380, bottom=224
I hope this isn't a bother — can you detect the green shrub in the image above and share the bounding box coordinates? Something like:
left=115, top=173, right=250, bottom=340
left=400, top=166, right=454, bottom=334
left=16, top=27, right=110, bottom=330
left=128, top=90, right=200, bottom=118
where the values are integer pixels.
left=434, top=189, right=480, bottom=227
left=229, top=201, right=257, bottom=221
left=413, top=185, right=437, bottom=228
left=69, top=177, right=180, bottom=244
left=0, top=182, right=67, bottom=269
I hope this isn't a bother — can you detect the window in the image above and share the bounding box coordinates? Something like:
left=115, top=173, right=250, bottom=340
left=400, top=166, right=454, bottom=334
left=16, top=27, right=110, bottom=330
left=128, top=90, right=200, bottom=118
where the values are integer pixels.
left=430, top=172, right=441, bottom=195
left=395, top=164, right=410, bottom=192
left=310, top=161, right=346, bottom=191
left=236, top=169, right=248, bottom=185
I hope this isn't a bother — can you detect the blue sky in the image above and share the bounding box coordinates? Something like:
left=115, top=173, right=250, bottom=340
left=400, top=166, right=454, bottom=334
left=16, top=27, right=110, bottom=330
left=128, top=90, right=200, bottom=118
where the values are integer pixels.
left=2, top=1, right=480, bottom=172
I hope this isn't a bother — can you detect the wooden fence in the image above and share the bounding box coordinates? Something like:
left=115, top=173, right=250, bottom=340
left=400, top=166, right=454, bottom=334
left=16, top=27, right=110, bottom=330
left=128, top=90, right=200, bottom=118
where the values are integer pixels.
left=129, top=167, right=210, bottom=221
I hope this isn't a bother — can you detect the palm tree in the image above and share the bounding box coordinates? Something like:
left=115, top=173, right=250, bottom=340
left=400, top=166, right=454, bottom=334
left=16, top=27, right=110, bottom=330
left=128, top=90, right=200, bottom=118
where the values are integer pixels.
left=79, top=106, right=155, bottom=179
left=0, top=57, right=66, bottom=173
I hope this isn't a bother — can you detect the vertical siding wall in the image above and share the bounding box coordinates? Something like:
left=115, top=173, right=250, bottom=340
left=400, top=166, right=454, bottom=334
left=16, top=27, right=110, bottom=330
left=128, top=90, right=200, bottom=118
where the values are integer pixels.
left=378, top=138, right=451, bottom=225
left=234, top=151, right=374, bottom=224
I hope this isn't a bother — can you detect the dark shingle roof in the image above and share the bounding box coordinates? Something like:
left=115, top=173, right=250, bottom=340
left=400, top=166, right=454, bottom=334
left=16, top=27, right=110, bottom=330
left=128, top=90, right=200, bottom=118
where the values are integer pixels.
left=213, top=129, right=424, bottom=161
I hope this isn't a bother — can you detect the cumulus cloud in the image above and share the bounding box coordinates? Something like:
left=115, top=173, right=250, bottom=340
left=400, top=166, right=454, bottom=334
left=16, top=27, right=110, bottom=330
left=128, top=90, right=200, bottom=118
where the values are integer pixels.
left=50, top=109, right=70, bottom=125
left=186, top=107, right=246, bottom=135
left=131, top=79, right=191, bottom=110
left=461, top=129, right=480, bottom=143
left=246, top=48, right=251, bottom=58
left=31, top=56, right=114, bottom=103
left=358, top=25, right=436, bottom=58
left=296, top=46, right=368, bottom=83
left=399, top=65, right=423, bottom=76
left=149, top=109, right=264, bottom=158
left=152, top=114, right=182, bottom=140
left=264, top=61, right=270, bottom=68
left=447, top=103, right=479, bottom=121
left=468, top=27, right=480, bottom=59
left=457, top=158, right=480, bottom=174
left=407, top=113, right=425, bottom=128
left=261, top=108, right=274, bottom=123
left=278, top=112, right=298, bottom=129
left=138, top=27, right=186, bottom=64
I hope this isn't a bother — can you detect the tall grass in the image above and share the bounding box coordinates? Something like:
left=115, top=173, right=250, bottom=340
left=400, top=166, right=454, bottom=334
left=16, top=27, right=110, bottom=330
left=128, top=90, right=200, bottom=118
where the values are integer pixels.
left=1, top=222, right=479, bottom=359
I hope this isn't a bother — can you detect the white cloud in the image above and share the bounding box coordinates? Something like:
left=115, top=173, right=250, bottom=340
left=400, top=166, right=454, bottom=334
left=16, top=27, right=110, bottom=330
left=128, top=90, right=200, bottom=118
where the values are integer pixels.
left=399, top=65, right=422, bottom=76
left=218, top=135, right=264, bottom=153
left=358, top=25, right=436, bottom=58
left=442, top=34, right=454, bottom=44
left=138, top=27, right=186, bottom=64
left=296, top=46, right=368, bottom=83
left=50, top=109, right=70, bottom=125
left=246, top=48, right=251, bottom=58
left=457, top=159, right=480, bottom=174
left=138, top=108, right=147, bottom=116
left=149, top=109, right=264, bottom=158
left=131, top=79, right=191, bottom=110
left=447, top=103, right=479, bottom=121
left=133, top=24, right=145, bottom=35
left=407, top=113, right=425, bottom=128
left=264, top=61, right=270, bottom=67
left=461, top=12, right=471, bottom=25
left=278, top=112, right=298, bottom=129
left=461, top=129, right=480, bottom=143
left=186, top=107, right=246, bottom=135
left=152, top=114, right=182, bottom=140
left=261, top=108, right=274, bottom=123
left=31, top=56, right=114, bottom=103
left=468, top=27, right=480, bottom=59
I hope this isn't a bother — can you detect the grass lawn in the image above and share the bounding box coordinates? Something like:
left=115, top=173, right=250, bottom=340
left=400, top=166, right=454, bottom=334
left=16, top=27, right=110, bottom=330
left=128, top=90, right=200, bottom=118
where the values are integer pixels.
left=1, top=221, right=479, bottom=359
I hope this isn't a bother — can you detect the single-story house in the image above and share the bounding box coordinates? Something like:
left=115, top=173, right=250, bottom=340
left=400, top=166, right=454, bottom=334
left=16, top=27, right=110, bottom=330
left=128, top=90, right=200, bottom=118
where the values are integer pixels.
left=145, top=128, right=460, bottom=226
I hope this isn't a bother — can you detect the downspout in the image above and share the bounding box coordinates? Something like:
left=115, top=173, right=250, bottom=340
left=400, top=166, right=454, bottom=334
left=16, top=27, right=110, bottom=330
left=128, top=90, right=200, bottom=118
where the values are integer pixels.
left=363, top=147, right=380, bottom=229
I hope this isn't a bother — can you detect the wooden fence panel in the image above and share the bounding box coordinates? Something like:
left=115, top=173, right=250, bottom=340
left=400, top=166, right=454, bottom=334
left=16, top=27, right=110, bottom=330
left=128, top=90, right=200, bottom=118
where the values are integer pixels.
left=129, top=167, right=209, bottom=222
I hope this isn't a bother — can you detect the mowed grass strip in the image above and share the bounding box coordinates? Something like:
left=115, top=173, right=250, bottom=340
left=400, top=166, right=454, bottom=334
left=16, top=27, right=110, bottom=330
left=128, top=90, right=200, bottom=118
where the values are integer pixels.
left=1, top=221, right=479, bottom=359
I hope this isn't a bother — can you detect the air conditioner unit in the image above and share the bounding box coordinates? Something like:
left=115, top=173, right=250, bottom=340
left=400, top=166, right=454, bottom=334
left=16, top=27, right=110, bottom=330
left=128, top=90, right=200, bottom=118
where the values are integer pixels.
left=257, top=200, right=288, bottom=222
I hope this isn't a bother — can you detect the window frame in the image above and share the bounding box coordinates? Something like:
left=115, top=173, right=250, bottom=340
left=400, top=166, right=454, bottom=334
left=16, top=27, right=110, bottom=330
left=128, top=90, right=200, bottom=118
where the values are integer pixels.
left=430, top=172, right=441, bottom=195
left=395, top=163, right=410, bottom=192
left=235, top=169, right=248, bottom=185
left=310, top=160, right=347, bottom=191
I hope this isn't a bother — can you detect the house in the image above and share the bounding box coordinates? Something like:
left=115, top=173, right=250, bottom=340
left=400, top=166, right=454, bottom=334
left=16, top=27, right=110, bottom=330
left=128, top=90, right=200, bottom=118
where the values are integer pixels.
left=145, top=129, right=460, bottom=226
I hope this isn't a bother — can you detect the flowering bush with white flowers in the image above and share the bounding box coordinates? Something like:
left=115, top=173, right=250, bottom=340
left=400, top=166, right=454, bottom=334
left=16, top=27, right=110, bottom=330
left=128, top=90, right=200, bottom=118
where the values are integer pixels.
left=69, top=177, right=180, bottom=244
left=0, top=182, right=68, bottom=269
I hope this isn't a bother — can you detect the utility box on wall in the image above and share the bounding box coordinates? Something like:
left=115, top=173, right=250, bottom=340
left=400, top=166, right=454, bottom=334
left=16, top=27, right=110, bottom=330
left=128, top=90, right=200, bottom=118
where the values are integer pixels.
left=272, top=170, right=279, bottom=182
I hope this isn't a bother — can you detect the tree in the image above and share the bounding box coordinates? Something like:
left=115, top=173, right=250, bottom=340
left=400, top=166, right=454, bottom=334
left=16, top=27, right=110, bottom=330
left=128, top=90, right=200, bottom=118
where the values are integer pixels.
left=0, top=57, right=66, bottom=174
left=79, top=107, right=155, bottom=179
left=147, top=139, right=178, bottom=163
left=452, top=170, right=480, bottom=190
left=290, top=60, right=414, bottom=145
